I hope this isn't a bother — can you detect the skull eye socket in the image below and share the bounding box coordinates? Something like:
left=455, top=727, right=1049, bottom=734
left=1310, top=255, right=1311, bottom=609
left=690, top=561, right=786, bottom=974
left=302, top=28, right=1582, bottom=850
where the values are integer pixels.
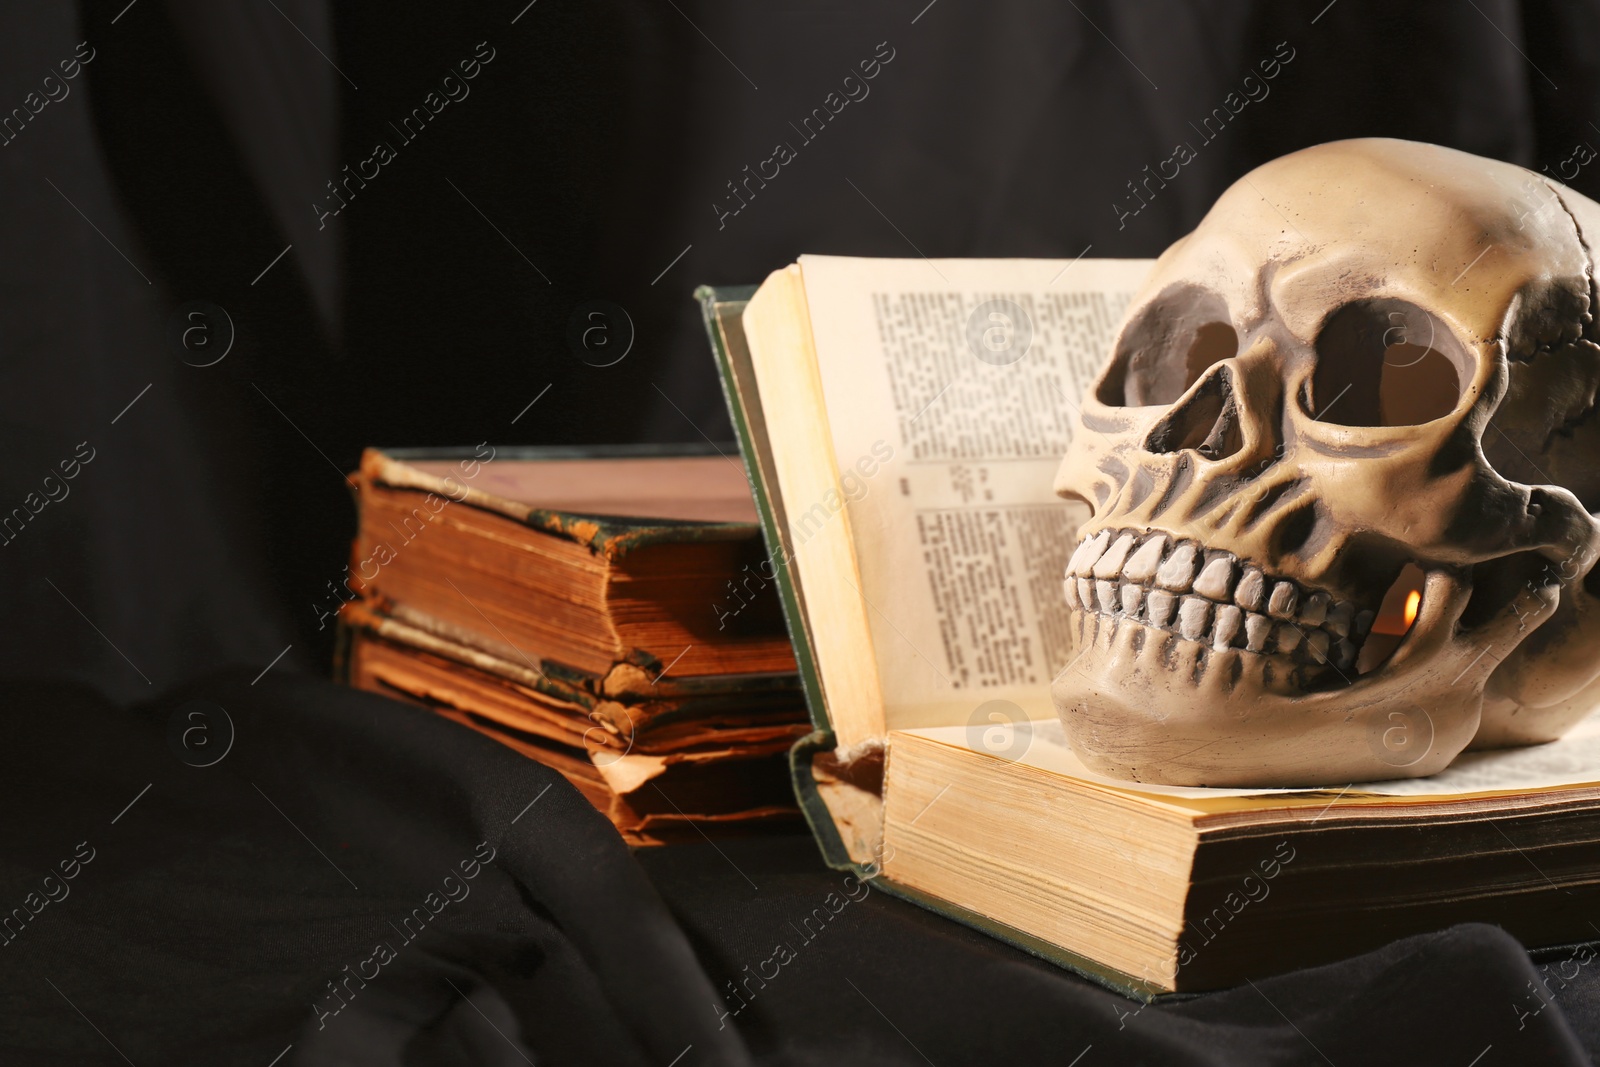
left=1098, top=285, right=1238, bottom=407
left=1308, top=300, right=1466, bottom=427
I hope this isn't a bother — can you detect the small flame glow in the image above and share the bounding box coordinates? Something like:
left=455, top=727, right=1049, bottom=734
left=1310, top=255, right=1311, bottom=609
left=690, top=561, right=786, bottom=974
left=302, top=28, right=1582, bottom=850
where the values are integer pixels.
left=1403, top=589, right=1421, bottom=629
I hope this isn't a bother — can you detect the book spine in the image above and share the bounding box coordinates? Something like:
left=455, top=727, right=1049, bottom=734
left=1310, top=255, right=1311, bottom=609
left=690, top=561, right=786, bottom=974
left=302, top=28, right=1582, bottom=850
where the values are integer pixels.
left=788, top=730, right=858, bottom=871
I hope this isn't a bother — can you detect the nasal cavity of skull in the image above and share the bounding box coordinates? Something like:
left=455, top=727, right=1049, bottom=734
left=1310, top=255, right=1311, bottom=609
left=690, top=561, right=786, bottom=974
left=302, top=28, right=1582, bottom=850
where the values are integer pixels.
left=1099, top=285, right=1238, bottom=407
left=1310, top=300, right=1463, bottom=427
left=1143, top=368, right=1243, bottom=461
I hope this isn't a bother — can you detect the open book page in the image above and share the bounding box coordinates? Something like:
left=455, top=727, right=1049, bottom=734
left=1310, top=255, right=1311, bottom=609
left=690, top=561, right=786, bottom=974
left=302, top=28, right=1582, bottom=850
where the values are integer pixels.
left=902, top=710, right=1600, bottom=799
left=798, top=255, right=1152, bottom=733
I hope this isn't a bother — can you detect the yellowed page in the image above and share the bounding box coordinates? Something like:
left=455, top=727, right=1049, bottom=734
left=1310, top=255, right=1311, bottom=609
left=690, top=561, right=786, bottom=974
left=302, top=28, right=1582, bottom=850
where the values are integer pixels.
left=743, top=266, right=886, bottom=753
left=903, top=708, right=1600, bottom=799
left=799, top=255, right=1153, bottom=733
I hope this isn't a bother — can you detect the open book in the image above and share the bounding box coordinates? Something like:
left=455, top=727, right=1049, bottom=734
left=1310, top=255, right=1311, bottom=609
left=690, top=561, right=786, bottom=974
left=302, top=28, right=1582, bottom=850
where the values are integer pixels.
left=699, top=256, right=1600, bottom=995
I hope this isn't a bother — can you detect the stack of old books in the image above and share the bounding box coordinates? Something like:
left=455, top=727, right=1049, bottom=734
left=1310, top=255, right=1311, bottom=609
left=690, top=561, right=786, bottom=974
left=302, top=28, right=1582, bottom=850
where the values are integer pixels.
left=336, top=445, right=809, bottom=844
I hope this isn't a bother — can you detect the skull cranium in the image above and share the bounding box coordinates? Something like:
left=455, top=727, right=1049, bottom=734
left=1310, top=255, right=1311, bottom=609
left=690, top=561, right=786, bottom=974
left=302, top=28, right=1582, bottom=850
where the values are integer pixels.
left=1053, top=138, right=1600, bottom=787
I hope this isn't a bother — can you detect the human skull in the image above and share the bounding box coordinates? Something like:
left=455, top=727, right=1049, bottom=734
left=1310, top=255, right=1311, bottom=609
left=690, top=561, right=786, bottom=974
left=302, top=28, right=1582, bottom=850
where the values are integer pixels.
left=1053, top=138, right=1600, bottom=787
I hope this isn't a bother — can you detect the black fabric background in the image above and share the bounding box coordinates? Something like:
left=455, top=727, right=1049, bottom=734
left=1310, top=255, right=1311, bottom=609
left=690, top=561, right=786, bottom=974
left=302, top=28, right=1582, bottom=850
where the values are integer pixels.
left=6, top=673, right=1600, bottom=1066
left=6, top=1, right=1600, bottom=1063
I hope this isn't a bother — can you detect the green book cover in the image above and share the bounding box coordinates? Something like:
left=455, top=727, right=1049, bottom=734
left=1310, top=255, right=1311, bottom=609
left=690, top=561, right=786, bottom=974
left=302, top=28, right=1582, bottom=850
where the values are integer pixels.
left=694, top=286, right=856, bottom=870
left=371, top=443, right=763, bottom=558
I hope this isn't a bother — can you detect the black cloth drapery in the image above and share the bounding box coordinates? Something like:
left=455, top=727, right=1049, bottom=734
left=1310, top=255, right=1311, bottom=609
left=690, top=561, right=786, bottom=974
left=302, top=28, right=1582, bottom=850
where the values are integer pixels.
left=4, top=672, right=1597, bottom=1066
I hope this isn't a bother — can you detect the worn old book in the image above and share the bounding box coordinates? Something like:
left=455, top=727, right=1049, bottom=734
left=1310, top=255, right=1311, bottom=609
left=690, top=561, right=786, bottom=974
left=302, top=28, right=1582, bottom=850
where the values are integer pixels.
left=700, top=255, right=1600, bottom=994
left=337, top=445, right=810, bottom=844
left=339, top=601, right=806, bottom=845
left=349, top=446, right=796, bottom=681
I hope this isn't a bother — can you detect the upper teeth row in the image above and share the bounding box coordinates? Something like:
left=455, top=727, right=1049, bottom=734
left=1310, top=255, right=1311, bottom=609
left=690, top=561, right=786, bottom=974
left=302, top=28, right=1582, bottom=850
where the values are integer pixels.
left=1063, top=527, right=1374, bottom=664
